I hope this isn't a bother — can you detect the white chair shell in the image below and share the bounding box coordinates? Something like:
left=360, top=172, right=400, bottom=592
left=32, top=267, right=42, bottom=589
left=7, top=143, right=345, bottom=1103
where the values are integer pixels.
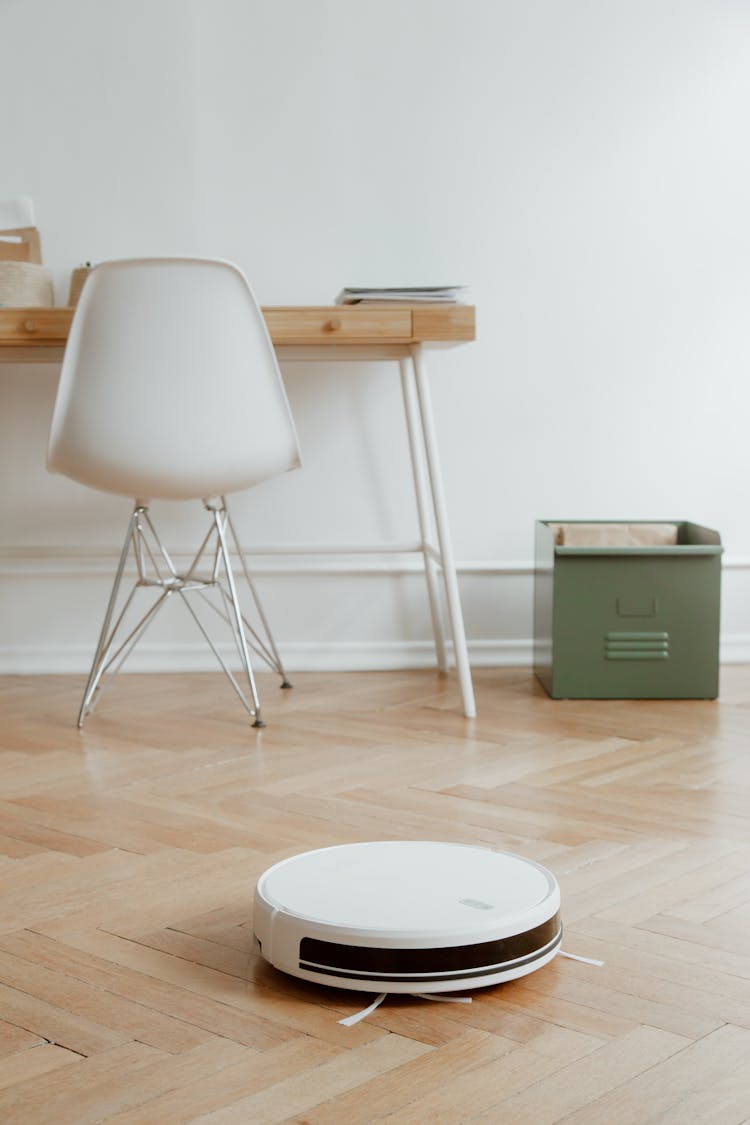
left=49, top=258, right=300, bottom=500
left=47, top=257, right=301, bottom=728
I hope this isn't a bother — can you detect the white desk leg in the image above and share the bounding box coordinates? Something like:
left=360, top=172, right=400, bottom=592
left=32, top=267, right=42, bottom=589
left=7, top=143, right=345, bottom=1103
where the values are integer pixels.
left=399, top=357, right=448, bottom=673
left=411, top=344, right=476, bottom=719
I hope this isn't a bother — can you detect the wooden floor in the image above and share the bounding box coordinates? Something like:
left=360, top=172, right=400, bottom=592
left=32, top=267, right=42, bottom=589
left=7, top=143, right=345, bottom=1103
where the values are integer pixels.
left=1, top=667, right=750, bottom=1123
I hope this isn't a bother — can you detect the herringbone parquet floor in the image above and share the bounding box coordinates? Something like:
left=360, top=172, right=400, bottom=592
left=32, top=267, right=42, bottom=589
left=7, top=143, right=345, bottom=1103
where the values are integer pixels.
left=1, top=667, right=749, bottom=1123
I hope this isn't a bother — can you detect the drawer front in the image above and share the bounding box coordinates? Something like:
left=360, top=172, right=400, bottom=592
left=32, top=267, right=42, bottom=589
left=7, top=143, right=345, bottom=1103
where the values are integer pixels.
left=263, top=308, right=412, bottom=344
left=0, top=308, right=72, bottom=344
left=550, top=555, right=721, bottom=699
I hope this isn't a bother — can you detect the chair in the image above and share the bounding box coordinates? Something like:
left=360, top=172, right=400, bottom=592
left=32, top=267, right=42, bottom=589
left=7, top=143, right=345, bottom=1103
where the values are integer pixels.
left=47, top=258, right=301, bottom=728
left=0, top=195, right=42, bottom=263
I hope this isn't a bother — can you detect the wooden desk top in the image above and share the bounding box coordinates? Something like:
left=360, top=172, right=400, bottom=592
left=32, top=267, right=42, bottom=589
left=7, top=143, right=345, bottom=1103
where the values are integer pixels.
left=0, top=303, right=475, bottom=362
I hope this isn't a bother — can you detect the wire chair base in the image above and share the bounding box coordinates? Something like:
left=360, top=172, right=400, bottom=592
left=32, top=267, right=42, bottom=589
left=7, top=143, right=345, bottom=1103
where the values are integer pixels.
left=77, top=497, right=290, bottom=730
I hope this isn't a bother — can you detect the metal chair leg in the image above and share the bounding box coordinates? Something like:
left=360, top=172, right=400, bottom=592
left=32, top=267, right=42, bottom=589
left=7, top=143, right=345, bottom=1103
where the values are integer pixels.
left=211, top=504, right=265, bottom=727
left=224, top=499, right=292, bottom=688
left=77, top=501, right=287, bottom=730
left=78, top=508, right=139, bottom=727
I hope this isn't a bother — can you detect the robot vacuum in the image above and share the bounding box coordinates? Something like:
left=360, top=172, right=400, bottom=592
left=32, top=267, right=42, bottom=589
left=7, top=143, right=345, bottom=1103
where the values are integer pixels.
left=254, top=841, right=562, bottom=993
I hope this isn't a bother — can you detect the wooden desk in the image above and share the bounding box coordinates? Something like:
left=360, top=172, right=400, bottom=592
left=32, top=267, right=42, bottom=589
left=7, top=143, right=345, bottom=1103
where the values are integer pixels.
left=0, top=303, right=477, bottom=717
left=0, top=303, right=474, bottom=357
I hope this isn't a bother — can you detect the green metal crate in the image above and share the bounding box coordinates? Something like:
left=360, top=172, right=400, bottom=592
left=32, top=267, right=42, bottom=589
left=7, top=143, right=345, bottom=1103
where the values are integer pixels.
left=533, top=521, right=722, bottom=699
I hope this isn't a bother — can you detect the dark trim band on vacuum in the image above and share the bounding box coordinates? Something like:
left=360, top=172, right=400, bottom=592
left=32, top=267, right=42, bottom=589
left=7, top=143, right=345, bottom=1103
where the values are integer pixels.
left=299, top=915, right=562, bottom=982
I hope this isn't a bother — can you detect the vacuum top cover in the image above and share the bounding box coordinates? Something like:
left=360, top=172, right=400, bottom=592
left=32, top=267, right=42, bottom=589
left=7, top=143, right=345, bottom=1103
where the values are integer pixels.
left=258, top=840, right=556, bottom=939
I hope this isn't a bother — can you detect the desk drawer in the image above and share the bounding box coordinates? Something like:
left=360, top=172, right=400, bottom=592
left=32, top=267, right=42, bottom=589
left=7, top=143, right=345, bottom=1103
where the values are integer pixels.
left=0, top=307, right=72, bottom=344
left=263, top=307, right=412, bottom=344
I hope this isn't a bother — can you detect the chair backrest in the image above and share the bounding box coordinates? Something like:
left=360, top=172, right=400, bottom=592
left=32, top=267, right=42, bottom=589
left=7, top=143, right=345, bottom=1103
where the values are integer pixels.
left=0, top=227, right=42, bottom=263
left=0, top=197, right=41, bottom=263
left=48, top=258, right=301, bottom=501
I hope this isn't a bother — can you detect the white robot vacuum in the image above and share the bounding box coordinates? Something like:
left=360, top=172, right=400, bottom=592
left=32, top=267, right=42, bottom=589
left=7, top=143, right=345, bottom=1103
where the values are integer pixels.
left=254, top=841, right=562, bottom=993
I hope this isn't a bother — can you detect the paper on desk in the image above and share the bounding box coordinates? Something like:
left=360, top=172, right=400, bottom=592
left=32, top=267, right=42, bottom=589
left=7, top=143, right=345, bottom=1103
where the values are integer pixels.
left=335, top=286, right=467, bottom=305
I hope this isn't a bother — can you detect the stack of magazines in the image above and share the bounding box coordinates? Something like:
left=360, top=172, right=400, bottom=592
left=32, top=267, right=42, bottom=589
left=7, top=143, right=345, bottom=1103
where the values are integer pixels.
left=335, top=286, right=466, bottom=305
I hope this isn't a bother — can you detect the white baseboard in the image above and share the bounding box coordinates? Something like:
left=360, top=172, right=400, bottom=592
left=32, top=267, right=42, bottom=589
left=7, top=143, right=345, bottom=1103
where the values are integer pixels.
left=719, top=634, right=750, bottom=665
left=0, top=639, right=534, bottom=675
left=1, top=549, right=749, bottom=673
left=2, top=636, right=748, bottom=675
left=3, top=548, right=747, bottom=578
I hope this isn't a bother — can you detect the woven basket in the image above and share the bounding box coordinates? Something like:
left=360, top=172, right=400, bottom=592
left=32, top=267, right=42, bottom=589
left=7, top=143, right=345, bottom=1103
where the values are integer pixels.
left=0, top=261, right=53, bottom=307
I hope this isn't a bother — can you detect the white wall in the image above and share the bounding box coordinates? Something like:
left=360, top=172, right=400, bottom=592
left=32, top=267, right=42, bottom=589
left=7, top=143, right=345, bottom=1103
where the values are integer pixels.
left=2, top=0, right=750, bottom=673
